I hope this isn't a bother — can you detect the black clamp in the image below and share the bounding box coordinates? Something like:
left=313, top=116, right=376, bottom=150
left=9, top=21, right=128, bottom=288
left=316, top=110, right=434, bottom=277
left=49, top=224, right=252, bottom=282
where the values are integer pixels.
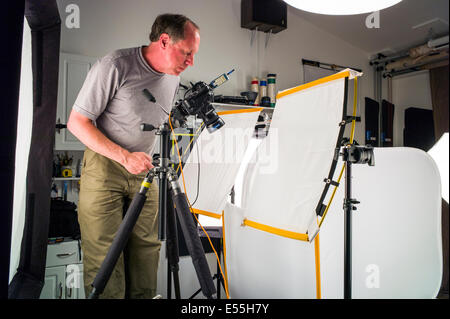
left=316, top=204, right=327, bottom=217
left=323, top=178, right=339, bottom=187
left=339, top=116, right=360, bottom=127
left=343, top=198, right=360, bottom=211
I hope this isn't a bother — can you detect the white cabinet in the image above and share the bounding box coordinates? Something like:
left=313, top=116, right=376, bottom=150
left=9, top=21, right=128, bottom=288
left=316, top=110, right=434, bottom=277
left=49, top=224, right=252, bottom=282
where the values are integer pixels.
left=55, top=53, right=97, bottom=150
left=40, top=239, right=85, bottom=299
left=41, top=266, right=66, bottom=299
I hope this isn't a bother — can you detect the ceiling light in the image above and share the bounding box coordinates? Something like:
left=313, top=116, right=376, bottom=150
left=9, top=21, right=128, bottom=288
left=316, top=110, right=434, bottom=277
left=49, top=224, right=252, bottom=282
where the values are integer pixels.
left=284, top=0, right=403, bottom=15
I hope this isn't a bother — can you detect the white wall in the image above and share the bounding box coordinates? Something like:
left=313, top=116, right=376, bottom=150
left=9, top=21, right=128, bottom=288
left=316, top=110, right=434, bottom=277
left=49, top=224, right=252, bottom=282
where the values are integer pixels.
left=56, top=0, right=373, bottom=143
left=391, top=70, right=433, bottom=146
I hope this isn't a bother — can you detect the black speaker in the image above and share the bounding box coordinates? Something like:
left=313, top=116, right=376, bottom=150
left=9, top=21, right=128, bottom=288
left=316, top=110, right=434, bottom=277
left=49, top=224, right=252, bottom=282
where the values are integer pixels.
left=365, top=97, right=379, bottom=146
left=381, top=100, right=394, bottom=147
left=404, top=107, right=435, bottom=151
left=241, top=0, right=287, bottom=33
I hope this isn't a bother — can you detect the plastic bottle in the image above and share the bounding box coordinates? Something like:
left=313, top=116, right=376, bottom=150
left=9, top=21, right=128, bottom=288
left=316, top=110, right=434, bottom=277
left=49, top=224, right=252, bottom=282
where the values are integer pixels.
left=259, top=78, right=268, bottom=106
left=251, top=77, right=260, bottom=106
left=267, top=74, right=277, bottom=107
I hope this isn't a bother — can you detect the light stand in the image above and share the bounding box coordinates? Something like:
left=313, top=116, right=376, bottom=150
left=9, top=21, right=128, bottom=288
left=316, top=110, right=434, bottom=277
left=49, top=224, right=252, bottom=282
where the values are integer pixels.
left=341, top=143, right=375, bottom=299
left=87, top=121, right=217, bottom=299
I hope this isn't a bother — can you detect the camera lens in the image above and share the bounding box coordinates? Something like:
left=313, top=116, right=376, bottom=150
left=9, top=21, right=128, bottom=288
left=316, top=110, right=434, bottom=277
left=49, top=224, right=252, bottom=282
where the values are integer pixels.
left=348, top=145, right=375, bottom=166
left=206, top=117, right=225, bottom=133
left=199, top=103, right=225, bottom=133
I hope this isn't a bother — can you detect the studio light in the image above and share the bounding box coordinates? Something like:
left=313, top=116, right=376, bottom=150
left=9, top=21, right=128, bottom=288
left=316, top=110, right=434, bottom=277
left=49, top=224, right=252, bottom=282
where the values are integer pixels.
left=428, top=132, right=449, bottom=203
left=283, top=0, right=403, bottom=15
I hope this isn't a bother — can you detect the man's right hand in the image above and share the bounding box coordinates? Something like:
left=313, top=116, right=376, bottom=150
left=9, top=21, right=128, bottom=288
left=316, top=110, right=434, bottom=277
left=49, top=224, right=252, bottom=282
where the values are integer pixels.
left=67, top=110, right=154, bottom=175
left=121, top=151, right=154, bottom=175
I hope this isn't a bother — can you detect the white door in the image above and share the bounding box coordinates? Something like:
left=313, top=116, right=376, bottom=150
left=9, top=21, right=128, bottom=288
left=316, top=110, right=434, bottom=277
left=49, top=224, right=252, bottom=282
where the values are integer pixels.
left=55, top=53, right=97, bottom=150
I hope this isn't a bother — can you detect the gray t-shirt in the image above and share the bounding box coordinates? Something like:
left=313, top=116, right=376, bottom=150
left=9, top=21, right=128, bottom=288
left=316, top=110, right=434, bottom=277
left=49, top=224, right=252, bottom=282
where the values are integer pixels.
left=73, top=46, right=180, bottom=154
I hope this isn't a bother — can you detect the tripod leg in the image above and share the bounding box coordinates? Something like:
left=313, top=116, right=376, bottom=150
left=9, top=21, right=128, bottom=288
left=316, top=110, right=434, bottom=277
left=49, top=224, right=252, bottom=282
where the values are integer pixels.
left=166, top=189, right=181, bottom=299
left=88, top=176, right=153, bottom=299
left=158, top=177, right=167, bottom=240
left=170, top=190, right=216, bottom=299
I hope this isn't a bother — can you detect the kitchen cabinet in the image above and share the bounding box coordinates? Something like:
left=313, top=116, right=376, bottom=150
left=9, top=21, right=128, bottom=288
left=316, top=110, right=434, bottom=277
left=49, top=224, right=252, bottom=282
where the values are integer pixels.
left=40, top=238, right=85, bottom=299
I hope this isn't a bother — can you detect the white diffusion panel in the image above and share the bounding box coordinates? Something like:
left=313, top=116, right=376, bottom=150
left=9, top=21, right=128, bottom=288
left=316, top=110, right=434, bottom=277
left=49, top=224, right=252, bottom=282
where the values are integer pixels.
left=320, top=147, right=442, bottom=298
left=182, top=110, right=260, bottom=222
left=242, top=78, right=346, bottom=235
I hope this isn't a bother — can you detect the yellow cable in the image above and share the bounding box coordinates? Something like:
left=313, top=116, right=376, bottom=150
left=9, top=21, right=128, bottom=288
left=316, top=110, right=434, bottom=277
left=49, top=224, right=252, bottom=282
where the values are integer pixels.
left=168, top=115, right=230, bottom=299
left=175, top=123, right=204, bottom=174
left=221, top=211, right=230, bottom=298
left=349, top=77, right=358, bottom=144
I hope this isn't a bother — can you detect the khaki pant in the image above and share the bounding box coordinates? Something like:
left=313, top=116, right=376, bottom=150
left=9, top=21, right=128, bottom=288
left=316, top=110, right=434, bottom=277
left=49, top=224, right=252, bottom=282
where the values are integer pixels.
left=78, top=148, right=160, bottom=299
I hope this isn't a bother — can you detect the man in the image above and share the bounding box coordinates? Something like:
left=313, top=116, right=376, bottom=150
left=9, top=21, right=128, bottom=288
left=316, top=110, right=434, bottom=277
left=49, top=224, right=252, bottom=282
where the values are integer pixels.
left=67, top=14, right=200, bottom=298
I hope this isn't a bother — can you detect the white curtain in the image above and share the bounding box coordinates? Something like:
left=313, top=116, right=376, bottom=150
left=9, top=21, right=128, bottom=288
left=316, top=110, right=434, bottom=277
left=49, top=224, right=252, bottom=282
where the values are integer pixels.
left=10, top=18, right=34, bottom=282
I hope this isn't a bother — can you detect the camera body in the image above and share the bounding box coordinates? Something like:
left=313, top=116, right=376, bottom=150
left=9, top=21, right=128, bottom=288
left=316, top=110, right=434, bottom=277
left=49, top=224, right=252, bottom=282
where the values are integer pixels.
left=172, top=81, right=225, bottom=133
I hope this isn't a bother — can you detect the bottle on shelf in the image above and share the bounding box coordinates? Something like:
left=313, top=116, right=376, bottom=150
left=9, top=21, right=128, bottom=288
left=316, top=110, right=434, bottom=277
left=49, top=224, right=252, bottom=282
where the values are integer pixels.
left=259, top=78, right=269, bottom=107
left=267, top=74, right=277, bottom=107
left=251, top=77, right=260, bottom=106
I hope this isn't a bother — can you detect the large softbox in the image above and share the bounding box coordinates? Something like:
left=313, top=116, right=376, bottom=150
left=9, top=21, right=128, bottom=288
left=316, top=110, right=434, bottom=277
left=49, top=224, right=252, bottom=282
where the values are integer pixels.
left=1, top=0, right=26, bottom=300
left=8, top=0, right=61, bottom=299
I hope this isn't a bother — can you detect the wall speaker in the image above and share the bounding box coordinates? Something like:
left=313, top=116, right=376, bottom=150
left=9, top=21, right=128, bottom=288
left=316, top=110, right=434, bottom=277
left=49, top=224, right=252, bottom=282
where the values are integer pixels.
left=241, top=0, right=287, bottom=33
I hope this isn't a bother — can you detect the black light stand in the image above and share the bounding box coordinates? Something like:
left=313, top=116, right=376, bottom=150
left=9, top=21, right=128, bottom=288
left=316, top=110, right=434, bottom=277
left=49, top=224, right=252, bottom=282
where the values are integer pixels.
left=341, top=143, right=375, bottom=299
left=87, top=121, right=217, bottom=299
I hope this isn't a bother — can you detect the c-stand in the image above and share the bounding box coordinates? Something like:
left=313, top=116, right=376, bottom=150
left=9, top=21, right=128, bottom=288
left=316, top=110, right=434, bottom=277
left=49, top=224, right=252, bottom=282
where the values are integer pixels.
left=87, top=121, right=217, bottom=299
left=341, top=142, right=375, bottom=299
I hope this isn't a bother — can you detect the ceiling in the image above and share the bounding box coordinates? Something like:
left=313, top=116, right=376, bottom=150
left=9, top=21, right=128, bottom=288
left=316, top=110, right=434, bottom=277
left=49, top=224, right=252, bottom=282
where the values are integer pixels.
left=288, top=0, right=449, bottom=57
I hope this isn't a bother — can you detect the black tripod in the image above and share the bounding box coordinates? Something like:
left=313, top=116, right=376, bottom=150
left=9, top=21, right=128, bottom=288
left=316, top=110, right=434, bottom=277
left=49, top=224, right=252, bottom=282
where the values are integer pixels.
left=87, top=121, right=217, bottom=299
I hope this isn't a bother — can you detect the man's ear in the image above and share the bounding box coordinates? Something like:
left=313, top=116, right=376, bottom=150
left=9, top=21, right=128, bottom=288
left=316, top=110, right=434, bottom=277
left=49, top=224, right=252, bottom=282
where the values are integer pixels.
left=160, top=33, right=170, bottom=49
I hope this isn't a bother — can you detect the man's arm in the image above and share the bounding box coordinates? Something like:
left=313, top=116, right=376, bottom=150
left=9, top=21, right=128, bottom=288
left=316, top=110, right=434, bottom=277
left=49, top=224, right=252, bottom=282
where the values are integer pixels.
left=67, top=109, right=153, bottom=174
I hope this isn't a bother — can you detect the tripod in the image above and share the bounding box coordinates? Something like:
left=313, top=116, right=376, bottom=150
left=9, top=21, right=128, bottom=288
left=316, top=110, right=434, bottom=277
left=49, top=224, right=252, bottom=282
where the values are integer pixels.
left=88, top=121, right=217, bottom=299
